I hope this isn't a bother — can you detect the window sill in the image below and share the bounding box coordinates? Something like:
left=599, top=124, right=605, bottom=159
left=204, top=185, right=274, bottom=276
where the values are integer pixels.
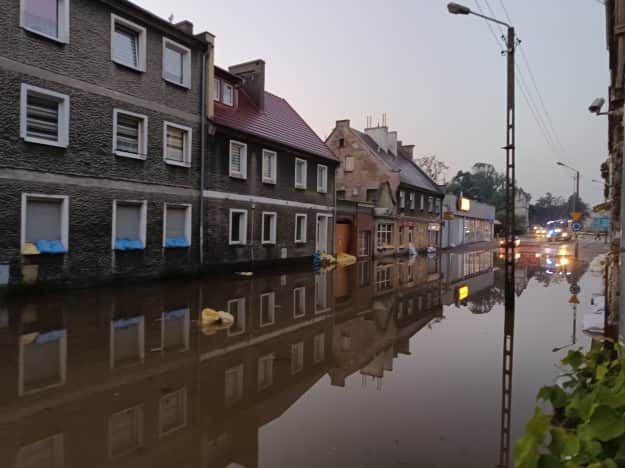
left=294, top=185, right=307, bottom=190
left=261, top=241, right=276, bottom=246
left=165, top=159, right=191, bottom=168
left=295, top=240, right=307, bottom=244
left=317, top=189, right=328, bottom=194
left=23, top=136, right=68, bottom=148
left=262, top=179, right=277, bottom=185
left=22, top=26, right=68, bottom=44
left=229, top=242, right=246, bottom=246
left=163, top=77, right=191, bottom=90
left=115, top=150, right=146, bottom=160
left=113, top=59, right=145, bottom=73
left=230, top=173, right=247, bottom=180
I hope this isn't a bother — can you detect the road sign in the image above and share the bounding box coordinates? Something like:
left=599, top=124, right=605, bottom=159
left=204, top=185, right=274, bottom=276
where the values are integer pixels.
left=571, top=211, right=583, bottom=221
left=569, top=295, right=580, bottom=305
left=572, top=222, right=582, bottom=232
left=570, top=284, right=581, bottom=295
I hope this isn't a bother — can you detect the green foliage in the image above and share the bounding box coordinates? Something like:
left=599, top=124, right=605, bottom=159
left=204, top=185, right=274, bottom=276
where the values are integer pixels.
left=516, top=342, right=625, bottom=468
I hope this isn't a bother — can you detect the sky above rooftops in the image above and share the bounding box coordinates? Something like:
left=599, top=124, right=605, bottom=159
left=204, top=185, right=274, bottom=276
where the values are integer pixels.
left=136, top=0, right=608, bottom=205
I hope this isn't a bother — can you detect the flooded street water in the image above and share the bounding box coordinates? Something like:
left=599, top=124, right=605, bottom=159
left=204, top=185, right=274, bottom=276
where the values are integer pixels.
left=0, top=239, right=607, bottom=468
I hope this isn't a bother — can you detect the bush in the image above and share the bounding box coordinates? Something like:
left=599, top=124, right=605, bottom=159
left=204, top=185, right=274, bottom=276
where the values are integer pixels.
left=516, top=341, right=625, bottom=468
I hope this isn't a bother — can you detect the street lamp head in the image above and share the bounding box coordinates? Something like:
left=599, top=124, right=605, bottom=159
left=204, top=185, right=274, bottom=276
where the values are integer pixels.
left=447, top=2, right=471, bottom=15
left=556, top=162, right=565, bottom=167
left=588, top=97, right=605, bottom=115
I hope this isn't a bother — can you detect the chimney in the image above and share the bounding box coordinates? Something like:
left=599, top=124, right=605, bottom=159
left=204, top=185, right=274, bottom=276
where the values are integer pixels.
left=387, top=131, right=398, bottom=157
left=229, top=59, right=266, bottom=111
left=336, top=119, right=350, bottom=129
left=364, top=125, right=388, bottom=153
left=401, top=144, right=415, bottom=159
left=174, top=20, right=194, bottom=35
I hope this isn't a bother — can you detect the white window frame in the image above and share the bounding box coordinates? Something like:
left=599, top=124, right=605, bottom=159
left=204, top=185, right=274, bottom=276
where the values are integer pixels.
left=228, top=209, right=248, bottom=245
left=110, top=14, right=146, bottom=72
left=344, top=156, right=354, bottom=172
left=409, top=192, right=415, bottom=210
left=293, top=286, right=306, bottom=318
left=162, top=38, right=191, bottom=89
left=259, top=292, right=275, bottom=327
left=111, top=200, right=147, bottom=250
left=257, top=353, right=274, bottom=390
left=291, top=341, right=304, bottom=375
left=20, top=83, right=70, bottom=148
left=294, top=213, right=307, bottom=243
left=229, top=140, right=247, bottom=179
left=112, top=108, right=148, bottom=160
left=224, top=364, right=244, bottom=405
left=261, top=211, right=277, bottom=245
left=163, top=121, right=192, bottom=167
left=317, top=164, right=328, bottom=193
left=21, top=193, right=70, bottom=255
left=20, top=0, right=70, bottom=43
left=162, top=203, right=192, bottom=247
left=222, top=82, right=234, bottom=106
left=213, top=79, right=221, bottom=102
left=262, top=149, right=277, bottom=184
left=227, top=297, right=246, bottom=336
left=399, top=190, right=406, bottom=209
left=158, top=387, right=187, bottom=438
left=294, top=158, right=307, bottom=189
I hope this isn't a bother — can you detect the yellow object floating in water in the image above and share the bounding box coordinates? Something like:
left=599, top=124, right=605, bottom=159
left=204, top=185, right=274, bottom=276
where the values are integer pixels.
left=337, top=253, right=356, bottom=266
left=320, top=252, right=336, bottom=263
left=200, top=308, right=234, bottom=336
left=22, top=243, right=39, bottom=255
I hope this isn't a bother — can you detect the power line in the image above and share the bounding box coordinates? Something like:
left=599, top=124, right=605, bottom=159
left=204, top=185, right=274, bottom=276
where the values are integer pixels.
left=474, top=0, right=561, bottom=159
left=498, top=0, right=568, bottom=156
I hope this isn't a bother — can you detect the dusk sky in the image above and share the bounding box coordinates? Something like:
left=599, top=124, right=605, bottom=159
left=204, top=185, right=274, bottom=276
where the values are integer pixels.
left=137, top=0, right=609, bottom=206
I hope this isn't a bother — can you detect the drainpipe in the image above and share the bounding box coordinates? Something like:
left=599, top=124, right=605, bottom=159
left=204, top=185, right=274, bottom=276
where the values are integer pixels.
left=333, top=164, right=337, bottom=256
left=199, top=51, right=206, bottom=267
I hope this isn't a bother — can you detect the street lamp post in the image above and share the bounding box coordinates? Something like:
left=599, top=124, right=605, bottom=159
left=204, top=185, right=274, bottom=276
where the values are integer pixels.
left=447, top=4, right=515, bottom=467
left=556, top=161, right=580, bottom=214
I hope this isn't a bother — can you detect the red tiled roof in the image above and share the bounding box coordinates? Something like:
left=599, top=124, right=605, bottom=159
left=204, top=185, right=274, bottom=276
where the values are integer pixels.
left=214, top=90, right=337, bottom=161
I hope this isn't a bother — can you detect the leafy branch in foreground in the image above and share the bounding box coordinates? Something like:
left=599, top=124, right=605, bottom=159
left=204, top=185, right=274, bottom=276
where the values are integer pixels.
left=515, top=341, right=625, bottom=468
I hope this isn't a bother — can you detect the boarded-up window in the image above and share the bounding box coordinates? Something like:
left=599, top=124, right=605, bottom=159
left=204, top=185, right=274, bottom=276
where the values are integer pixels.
left=26, top=198, right=62, bottom=242
left=166, top=206, right=187, bottom=239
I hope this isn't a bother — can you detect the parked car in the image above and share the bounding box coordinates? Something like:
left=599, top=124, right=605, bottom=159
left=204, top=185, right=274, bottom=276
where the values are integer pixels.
left=499, top=236, right=521, bottom=248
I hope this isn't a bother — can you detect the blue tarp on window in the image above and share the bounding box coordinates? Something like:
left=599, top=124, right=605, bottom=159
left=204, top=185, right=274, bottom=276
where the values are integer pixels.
left=35, top=329, right=66, bottom=344
left=113, top=316, right=143, bottom=329
left=114, top=238, right=144, bottom=250
left=163, top=308, right=189, bottom=320
left=165, top=237, right=189, bottom=248
left=35, top=240, right=67, bottom=254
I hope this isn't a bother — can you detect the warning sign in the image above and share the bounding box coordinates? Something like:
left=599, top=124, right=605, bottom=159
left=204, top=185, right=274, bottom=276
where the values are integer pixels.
left=568, top=295, right=580, bottom=305
left=571, top=211, right=583, bottom=222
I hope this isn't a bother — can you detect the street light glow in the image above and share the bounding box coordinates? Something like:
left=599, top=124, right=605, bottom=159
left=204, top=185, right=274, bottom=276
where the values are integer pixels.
left=447, top=2, right=471, bottom=15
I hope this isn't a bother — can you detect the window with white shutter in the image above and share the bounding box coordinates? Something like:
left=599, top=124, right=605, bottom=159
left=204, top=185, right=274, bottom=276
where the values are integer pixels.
left=21, top=84, right=69, bottom=148
left=294, top=158, right=307, bottom=189
left=21, top=194, right=69, bottom=255
left=162, top=38, right=191, bottom=88
left=113, top=109, right=147, bottom=159
left=229, top=141, right=247, bottom=179
left=163, top=122, right=192, bottom=167
left=21, top=0, right=69, bottom=43
left=262, top=150, right=277, bottom=184
left=111, top=15, right=146, bottom=72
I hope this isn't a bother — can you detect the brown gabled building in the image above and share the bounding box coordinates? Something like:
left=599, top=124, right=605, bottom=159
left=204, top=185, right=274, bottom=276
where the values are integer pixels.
left=326, top=120, right=444, bottom=257
left=204, top=60, right=339, bottom=267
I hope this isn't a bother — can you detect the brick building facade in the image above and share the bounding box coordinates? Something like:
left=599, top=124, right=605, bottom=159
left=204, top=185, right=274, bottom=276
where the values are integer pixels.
left=326, top=120, right=444, bottom=257
left=0, top=0, right=214, bottom=289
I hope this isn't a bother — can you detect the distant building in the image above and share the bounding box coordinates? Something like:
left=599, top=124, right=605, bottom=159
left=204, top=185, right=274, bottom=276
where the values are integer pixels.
left=326, top=120, right=444, bottom=256
left=515, top=190, right=531, bottom=229
left=441, top=195, right=495, bottom=248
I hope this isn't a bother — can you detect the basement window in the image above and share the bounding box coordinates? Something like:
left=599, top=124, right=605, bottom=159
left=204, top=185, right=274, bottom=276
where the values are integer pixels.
left=163, top=204, right=191, bottom=248
left=21, top=84, right=69, bottom=148
left=229, top=209, right=248, bottom=245
left=113, top=201, right=146, bottom=250
left=113, top=109, right=147, bottom=159
left=21, top=194, right=69, bottom=255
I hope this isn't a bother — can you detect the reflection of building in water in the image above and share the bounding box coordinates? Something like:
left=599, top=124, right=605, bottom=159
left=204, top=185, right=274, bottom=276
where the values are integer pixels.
left=0, top=261, right=443, bottom=467
left=330, top=256, right=443, bottom=388
left=440, top=250, right=496, bottom=309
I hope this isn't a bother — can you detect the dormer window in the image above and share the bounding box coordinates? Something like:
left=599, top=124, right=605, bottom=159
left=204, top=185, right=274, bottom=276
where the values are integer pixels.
left=222, top=83, right=234, bottom=106
left=213, top=79, right=220, bottom=102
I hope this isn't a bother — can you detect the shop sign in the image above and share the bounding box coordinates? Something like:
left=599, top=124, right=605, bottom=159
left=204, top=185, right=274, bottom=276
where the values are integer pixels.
left=457, top=197, right=471, bottom=212
left=428, top=223, right=441, bottom=231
